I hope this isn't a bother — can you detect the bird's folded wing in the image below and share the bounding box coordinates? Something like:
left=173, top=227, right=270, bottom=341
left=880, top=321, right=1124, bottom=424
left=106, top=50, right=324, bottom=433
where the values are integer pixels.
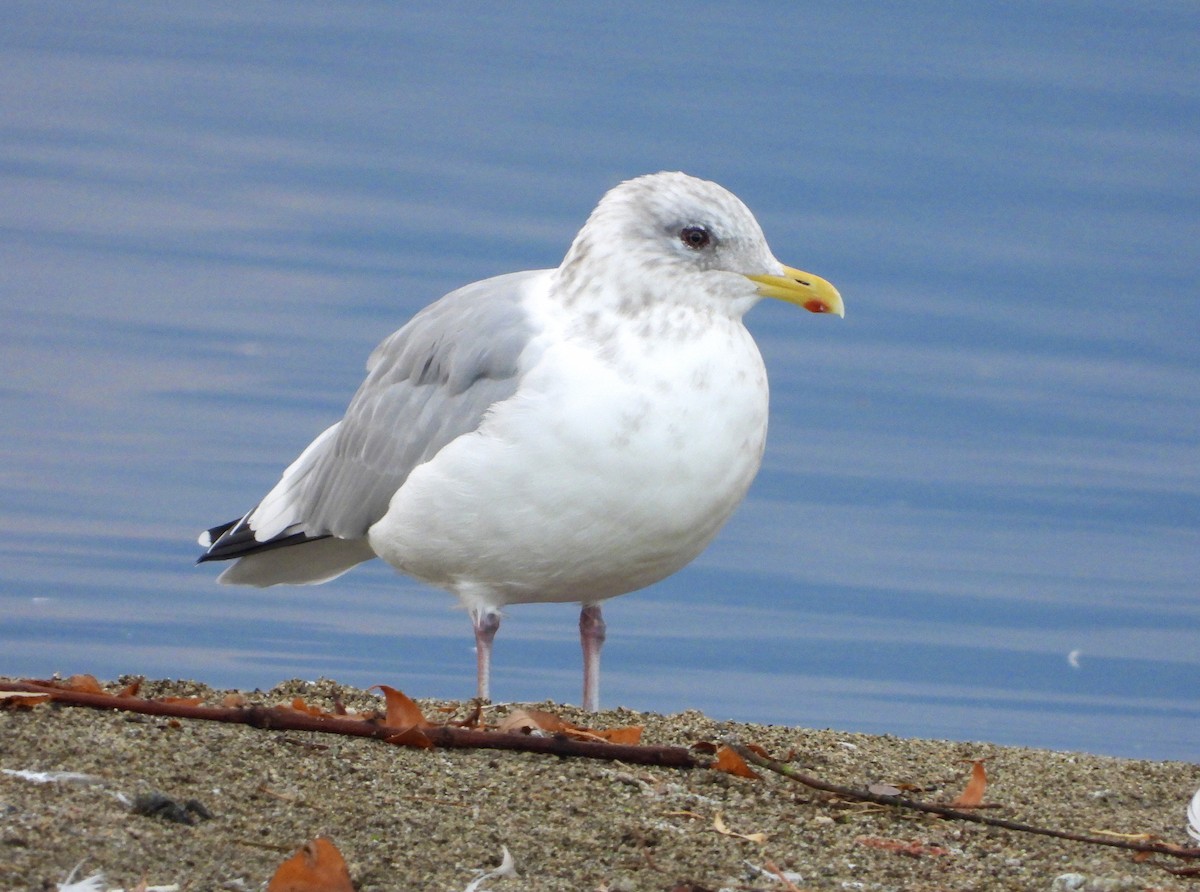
left=208, top=270, right=546, bottom=556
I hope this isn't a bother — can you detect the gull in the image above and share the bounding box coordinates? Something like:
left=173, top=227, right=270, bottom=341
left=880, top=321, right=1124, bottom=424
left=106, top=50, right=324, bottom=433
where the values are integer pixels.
left=198, top=171, right=843, bottom=710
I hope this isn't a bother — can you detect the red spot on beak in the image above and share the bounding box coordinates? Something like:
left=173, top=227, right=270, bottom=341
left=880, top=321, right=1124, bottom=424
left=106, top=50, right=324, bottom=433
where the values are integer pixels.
left=803, top=299, right=831, bottom=314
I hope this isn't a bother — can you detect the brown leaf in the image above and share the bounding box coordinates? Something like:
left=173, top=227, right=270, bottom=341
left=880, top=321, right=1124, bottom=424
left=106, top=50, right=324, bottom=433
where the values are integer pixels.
left=498, top=707, right=568, bottom=734
left=499, top=708, right=581, bottom=736
left=712, top=745, right=760, bottom=780
left=267, top=836, right=355, bottom=892
left=289, top=697, right=327, bottom=717
left=65, top=674, right=106, bottom=694
left=448, top=701, right=484, bottom=729
left=116, top=679, right=142, bottom=698
left=856, top=836, right=951, bottom=857
left=383, top=725, right=433, bottom=749
left=595, top=725, right=643, bottom=745
left=495, top=708, right=642, bottom=745
left=0, top=691, right=51, bottom=710
left=221, top=692, right=248, bottom=708
left=949, top=758, right=988, bottom=808
left=370, top=685, right=430, bottom=729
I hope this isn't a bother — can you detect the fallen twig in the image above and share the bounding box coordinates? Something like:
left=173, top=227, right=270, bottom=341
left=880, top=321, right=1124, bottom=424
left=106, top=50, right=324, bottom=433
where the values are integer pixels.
left=0, top=679, right=698, bottom=768
left=727, top=742, right=1200, bottom=861
left=9, top=675, right=1198, bottom=864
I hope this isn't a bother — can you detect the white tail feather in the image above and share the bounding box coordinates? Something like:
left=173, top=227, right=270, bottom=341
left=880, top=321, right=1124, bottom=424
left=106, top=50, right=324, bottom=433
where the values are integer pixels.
left=217, top=536, right=376, bottom=586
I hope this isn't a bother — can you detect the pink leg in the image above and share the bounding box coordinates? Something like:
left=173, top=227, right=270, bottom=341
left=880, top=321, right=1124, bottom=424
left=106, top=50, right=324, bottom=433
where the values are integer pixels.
left=471, top=607, right=501, bottom=702
left=579, top=603, right=606, bottom=711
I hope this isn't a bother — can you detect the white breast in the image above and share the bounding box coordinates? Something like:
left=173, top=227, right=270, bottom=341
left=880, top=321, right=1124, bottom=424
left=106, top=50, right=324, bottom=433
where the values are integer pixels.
left=368, top=301, right=769, bottom=611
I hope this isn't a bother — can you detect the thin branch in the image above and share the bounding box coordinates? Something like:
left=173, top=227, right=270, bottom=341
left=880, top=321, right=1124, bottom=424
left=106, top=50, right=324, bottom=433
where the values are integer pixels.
left=727, top=742, right=1200, bottom=861
left=0, top=679, right=699, bottom=768
left=8, top=676, right=1198, bottom=864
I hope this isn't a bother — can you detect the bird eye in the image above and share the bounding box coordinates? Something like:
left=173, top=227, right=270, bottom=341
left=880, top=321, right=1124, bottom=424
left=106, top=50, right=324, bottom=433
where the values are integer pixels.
left=680, top=226, right=711, bottom=249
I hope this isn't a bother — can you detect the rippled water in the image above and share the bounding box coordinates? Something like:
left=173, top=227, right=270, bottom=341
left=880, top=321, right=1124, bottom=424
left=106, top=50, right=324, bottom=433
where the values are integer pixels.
left=3, top=3, right=1197, bottom=759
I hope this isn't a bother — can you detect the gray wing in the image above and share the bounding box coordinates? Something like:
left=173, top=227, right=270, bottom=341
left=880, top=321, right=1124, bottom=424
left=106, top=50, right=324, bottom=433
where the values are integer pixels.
left=299, top=269, right=544, bottom=537
left=204, top=269, right=546, bottom=560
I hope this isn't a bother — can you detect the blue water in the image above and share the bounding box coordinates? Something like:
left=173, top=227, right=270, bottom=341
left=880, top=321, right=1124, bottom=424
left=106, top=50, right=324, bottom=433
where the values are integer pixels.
left=2, top=3, right=1197, bottom=760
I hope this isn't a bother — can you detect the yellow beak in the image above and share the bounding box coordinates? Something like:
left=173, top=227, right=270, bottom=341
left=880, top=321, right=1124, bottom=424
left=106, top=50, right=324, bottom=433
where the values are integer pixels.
left=747, top=265, right=844, bottom=318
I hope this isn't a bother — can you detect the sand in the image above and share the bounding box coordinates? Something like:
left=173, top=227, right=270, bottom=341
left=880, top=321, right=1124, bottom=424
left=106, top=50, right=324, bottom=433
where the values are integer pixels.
left=2, top=677, right=1198, bottom=891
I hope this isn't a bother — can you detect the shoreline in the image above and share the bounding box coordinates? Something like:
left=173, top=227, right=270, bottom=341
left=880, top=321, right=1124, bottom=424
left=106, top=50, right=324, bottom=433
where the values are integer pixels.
left=2, top=677, right=1198, bottom=890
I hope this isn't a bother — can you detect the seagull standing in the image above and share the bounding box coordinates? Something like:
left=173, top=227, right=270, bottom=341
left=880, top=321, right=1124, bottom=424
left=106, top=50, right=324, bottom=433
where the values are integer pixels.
left=199, top=171, right=843, bottom=710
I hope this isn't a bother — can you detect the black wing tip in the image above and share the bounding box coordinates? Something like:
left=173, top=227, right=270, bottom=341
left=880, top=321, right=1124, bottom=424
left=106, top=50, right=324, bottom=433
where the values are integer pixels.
left=198, top=516, right=331, bottom=563
left=197, top=518, right=241, bottom=563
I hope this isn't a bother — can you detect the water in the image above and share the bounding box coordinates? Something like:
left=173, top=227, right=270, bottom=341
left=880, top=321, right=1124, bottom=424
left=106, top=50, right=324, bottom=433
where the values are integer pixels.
left=2, top=2, right=1197, bottom=760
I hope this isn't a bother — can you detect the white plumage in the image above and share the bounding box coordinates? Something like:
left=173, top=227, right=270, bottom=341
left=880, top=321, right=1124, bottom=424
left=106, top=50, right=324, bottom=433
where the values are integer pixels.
left=199, top=171, right=843, bottom=710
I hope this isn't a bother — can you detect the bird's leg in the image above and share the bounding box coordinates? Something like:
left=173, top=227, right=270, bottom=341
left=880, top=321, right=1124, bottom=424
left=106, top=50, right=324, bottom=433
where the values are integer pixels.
left=471, top=606, right=501, bottom=702
left=579, top=603, right=606, bottom=711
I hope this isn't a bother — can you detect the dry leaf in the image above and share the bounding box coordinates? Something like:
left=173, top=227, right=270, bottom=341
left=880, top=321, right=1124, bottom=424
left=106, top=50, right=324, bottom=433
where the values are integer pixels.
left=595, top=725, right=643, bottom=745
left=869, top=781, right=924, bottom=795
left=66, top=674, right=106, bottom=694
left=949, top=758, right=988, bottom=808
left=498, top=707, right=567, bottom=734
left=856, top=836, right=951, bottom=857
left=448, top=702, right=484, bottom=728
left=712, top=812, right=768, bottom=844
left=383, top=725, right=434, bottom=749
left=371, top=685, right=430, bottom=729
left=0, top=691, right=51, bottom=709
left=288, top=697, right=327, bottom=717
left=712, top=746, right=760, bottom=779
left=495, top=707, right=635, bottom=744
left=267, top=837, right=354, bottom=892
left=496, top=708, right=546, bottom=733
left=116, top=679, right=142, bottom=698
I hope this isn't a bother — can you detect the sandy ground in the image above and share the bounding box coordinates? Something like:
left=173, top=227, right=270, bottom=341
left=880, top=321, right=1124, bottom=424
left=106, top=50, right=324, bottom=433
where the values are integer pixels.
left=2, top=677, right=1198, bottom=891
